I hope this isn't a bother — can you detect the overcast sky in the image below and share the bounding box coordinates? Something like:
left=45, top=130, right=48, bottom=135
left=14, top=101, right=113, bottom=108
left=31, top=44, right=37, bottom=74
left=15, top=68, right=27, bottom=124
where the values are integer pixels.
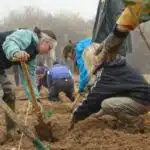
left=0, top=0, right=99, bottom=20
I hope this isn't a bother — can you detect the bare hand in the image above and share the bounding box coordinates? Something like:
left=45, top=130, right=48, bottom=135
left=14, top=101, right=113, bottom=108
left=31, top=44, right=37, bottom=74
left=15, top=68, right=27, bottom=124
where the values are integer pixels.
left=13, top=51, right=30, bottom=62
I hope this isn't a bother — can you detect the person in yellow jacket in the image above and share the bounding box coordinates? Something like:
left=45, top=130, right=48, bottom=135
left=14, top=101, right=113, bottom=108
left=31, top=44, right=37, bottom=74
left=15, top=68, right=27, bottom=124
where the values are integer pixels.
left=93, top=0, right=150, bottom=71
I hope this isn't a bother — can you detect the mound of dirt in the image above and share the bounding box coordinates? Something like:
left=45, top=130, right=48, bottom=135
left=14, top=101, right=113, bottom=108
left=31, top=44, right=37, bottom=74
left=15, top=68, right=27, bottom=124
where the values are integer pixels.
left=1, top=87, right=150, bottom=150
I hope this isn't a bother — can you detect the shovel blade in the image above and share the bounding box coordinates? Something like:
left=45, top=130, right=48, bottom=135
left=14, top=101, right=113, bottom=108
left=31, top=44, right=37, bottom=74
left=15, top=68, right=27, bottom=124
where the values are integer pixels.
left=34, top=121, right=56, bottom=142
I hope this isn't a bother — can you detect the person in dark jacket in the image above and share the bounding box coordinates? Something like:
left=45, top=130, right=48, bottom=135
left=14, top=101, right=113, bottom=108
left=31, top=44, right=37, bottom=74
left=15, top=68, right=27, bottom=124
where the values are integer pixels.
left=0, top=27, right=57, bottom=144
left=36, top=61, right=74, bottom=101
left=70, top=56, right=150, bottom=130
left=69, top=0, right=150, bottom=130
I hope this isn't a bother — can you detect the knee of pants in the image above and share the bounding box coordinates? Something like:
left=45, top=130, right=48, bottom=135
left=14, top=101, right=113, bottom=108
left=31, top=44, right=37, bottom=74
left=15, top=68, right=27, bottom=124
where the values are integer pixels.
left=101, top=99, right=111, bottom=110
left=101, top=98, right=117, bottom=114
left=3, top=91, right=16, bottom=102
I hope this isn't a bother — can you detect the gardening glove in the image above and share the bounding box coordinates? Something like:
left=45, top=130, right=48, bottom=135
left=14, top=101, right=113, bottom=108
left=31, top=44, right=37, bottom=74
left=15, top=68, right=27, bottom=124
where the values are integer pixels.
left=12, top=51, right=30, bottom=62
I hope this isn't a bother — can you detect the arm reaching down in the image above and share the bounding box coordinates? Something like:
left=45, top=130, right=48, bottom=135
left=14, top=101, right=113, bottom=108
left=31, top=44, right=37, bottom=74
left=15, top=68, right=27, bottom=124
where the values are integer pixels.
left=95, top=0, right=150, bottom=57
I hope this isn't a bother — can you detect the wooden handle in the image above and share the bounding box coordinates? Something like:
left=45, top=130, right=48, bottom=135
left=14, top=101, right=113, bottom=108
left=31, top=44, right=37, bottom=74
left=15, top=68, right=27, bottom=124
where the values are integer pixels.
left=21, top=62, right=40, bottom=113
left=71, top=93, right=81, bottom=111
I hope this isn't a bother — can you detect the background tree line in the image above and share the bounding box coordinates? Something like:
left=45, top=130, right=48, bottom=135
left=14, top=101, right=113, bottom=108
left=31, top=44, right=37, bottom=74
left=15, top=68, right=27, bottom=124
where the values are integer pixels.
left=0, top=6, right=150, bottom=73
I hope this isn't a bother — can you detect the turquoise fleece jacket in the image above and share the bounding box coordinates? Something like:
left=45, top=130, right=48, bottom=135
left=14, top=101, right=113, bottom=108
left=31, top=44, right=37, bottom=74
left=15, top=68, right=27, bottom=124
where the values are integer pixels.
left=75, top=38, right=92, bottom=92
left=2, top=29, right=40, bottom=100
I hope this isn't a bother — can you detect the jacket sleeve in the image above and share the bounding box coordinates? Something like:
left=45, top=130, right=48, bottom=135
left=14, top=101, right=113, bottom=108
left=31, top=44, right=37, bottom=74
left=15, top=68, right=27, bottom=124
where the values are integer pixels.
left=2, top=29, right=38, bottom=60
left=75, top=41, right=89, bottom=92
left=19, top=58, right=40, bottom=101
left=78, top=58, right=89, bottom=92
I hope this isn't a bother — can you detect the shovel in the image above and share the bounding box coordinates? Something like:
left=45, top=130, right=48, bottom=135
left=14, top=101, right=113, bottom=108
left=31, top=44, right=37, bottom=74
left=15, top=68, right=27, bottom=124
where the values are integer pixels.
left=21, top=62, right=54, bottom=142
left=71, top=93, right=82, bottom=112
left=0, top=98, right=48, bottom=150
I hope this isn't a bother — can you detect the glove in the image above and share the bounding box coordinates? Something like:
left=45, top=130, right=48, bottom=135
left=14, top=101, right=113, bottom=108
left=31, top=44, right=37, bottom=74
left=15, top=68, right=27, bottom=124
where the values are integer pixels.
left=12, top=51, right=30, bottom=62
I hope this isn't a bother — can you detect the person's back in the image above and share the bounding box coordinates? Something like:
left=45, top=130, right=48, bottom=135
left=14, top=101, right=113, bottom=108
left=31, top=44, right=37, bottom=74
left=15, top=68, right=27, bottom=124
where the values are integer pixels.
left=97, top=56, right=149, bottom=103
left=49, top=64, right=72, bottom=80
left=47, top=62, right=74, bottom=101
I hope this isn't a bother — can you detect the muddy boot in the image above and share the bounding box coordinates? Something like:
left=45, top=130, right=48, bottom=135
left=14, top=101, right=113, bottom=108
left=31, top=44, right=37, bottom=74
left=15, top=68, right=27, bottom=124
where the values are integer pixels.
left=117, top=113, right=145, bottom=133
left=126, top=116, right=145, bottom=133
left=3, top=92, right=18, bottom=140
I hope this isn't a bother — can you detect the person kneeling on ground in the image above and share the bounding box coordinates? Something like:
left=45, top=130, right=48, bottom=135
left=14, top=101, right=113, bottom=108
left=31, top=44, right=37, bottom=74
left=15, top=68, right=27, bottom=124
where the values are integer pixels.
left=36, top=61, right=74, bottom=102
left=70, top=55, right=150, bottom=130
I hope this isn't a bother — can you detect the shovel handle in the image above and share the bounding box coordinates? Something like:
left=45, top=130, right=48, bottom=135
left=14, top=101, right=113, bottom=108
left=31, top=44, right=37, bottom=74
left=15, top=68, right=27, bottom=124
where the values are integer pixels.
left=21, top=62, right=40, bottom=113
left=71, top=93, right=81, bottom=111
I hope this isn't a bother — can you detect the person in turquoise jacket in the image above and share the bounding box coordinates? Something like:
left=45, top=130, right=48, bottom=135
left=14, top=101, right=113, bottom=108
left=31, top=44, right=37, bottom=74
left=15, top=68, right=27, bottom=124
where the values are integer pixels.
left=0, top=27, right=57, bottom=144
left=62, top=38, right=92, bottom=93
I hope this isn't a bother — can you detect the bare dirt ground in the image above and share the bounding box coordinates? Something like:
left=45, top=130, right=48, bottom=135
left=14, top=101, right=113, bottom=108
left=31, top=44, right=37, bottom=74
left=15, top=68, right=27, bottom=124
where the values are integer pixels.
left=0, top=75, right=150, bottom=150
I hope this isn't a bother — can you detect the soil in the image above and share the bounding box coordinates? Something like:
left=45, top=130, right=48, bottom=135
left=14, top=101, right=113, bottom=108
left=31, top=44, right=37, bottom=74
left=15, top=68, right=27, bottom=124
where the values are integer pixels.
left=1, top=85, right=150, bottom=150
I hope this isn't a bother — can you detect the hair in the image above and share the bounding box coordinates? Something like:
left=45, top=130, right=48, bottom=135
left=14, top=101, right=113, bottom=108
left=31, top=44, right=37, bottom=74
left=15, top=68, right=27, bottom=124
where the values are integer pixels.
left=62, top=42, right=79, bottom=75
left=33, top=26, right=57, bottom=40
left=68, top=40, right=73, bottom=44
left=41, top=30, right=57, bottom=40
left=62, top=43, right=75, bottom=60
left=33, top=26, right=41, bottom=38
